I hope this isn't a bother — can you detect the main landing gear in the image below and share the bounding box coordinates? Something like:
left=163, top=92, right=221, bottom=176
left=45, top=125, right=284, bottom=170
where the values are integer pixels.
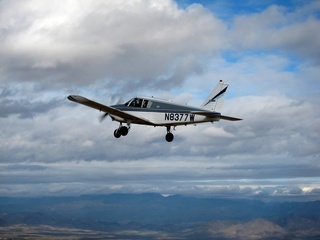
left=165, top=126, right=174, bottom=142
left=114, top=123, right=130, bottom=138
left=113, top=124, right=175, bottom=142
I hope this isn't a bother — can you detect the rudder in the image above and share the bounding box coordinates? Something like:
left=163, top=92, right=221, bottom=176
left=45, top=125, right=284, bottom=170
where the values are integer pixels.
left=201, top=80, right=229, bottom=112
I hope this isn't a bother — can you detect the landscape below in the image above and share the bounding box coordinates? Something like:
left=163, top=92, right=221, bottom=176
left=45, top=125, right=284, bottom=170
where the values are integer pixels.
left=1, top=193, right=319, bottom=239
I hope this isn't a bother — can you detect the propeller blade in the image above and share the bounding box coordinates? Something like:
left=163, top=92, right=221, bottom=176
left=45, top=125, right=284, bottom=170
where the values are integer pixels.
left=99, top=113, right=109, bottom=123
left=98, top=97, right=122, bottom=123
left=116, top=97, right=123, bottom=105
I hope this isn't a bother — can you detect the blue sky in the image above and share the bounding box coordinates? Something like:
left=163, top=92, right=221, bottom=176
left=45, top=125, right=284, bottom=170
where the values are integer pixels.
left=0, top=0, right=319, bottom=200
left=177, top=0, right=304, bottom=16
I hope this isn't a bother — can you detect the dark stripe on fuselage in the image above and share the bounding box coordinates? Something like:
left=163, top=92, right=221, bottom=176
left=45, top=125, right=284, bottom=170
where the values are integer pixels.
left=112, top=105, right=206, bottom=113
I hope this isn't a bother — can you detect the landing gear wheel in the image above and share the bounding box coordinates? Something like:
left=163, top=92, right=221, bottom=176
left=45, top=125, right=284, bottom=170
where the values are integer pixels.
left=114, top=129, right=121, bottom=138
left=165, top=132, right=174, bottom=142
left=119, top=126, right=129, bottom=136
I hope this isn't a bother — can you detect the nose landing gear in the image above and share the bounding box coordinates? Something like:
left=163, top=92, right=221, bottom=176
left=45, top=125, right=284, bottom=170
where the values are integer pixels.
left=165, top=126, right=174, bottom=142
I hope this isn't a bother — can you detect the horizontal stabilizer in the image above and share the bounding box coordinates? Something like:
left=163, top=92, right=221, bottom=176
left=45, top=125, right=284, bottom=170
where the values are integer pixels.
left=220, top=115, right=242, bottom=121
left=191, top=111, right=221, bottom=117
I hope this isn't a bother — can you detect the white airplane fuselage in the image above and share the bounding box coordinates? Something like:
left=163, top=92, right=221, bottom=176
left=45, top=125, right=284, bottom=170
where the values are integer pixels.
left=109, top=96, right=220, bottom=126
left=67, top=80, right=241, bottom=142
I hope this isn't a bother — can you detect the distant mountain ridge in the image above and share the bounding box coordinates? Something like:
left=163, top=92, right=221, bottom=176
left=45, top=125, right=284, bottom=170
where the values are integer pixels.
left=1, top=193, right=320, bottom=224
left=1, top=193, right=320, bottom=239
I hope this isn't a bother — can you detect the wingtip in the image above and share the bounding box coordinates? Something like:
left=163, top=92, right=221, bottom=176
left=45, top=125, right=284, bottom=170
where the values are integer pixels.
left=67, top=95, right=76, bottom=101
left=67, top=95, right=86, bottom=102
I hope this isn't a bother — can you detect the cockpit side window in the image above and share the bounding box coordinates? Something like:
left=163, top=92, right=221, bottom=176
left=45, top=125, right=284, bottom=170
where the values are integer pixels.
left=128, top=98, right=142, bottom=107
left=142, top=100, right=148, bottom=108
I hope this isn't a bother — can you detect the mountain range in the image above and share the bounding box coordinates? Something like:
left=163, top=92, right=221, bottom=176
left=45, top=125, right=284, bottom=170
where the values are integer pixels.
left=1, top=193, right=320, bottom=239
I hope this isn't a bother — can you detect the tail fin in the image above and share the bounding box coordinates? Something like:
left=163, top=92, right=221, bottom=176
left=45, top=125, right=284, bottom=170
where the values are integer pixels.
left=201, top=80, right=229, bottom=112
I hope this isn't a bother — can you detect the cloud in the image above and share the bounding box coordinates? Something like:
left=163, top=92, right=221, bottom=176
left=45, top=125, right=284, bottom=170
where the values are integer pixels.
left=0, top=0, right=226, bottom=90
left=1, top=159, right=320, bottom=200
left=228, top=3, right=320, bottom=63
left=0, top=0, right=319, bottom=199
left=0, top=96, right=63, bottom=119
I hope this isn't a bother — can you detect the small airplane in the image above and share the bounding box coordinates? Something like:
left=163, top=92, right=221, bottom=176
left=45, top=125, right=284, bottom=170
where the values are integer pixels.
left=68, top=80, right=242, bottom=142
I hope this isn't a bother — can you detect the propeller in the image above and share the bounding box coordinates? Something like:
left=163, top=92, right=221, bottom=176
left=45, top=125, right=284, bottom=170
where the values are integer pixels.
left=98, top=97, right=122, bottom=123
left=99, top=112, right=109, bottom=123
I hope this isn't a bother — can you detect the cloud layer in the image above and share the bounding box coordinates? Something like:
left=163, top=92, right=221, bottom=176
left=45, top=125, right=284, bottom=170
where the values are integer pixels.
left=1, top=0, right=319, bottom=200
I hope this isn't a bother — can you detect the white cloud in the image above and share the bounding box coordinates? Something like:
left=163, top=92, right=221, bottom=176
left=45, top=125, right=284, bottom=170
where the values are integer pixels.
left=0, top=0, right=319, bottom=199
left=0, top=0, right=226, bottom=89
left=229, top=3, right=320, bottom=63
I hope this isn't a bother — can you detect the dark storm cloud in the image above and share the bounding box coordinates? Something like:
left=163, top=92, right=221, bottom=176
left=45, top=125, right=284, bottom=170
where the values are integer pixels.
left=0, top=97, right=63, bottom=118
left=2, top=164, right=47, bottom=172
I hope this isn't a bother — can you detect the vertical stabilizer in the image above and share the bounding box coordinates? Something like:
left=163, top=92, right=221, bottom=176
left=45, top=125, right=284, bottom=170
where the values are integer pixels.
left=201, top=80, right=229, bottom=112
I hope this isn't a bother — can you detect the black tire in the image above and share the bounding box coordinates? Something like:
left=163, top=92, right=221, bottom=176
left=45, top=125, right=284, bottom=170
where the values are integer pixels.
left=114, top=129, right=121, bottom=138
left=165, top=133, right=174, bottom=142
left=120, top=126, right=129, bottom=136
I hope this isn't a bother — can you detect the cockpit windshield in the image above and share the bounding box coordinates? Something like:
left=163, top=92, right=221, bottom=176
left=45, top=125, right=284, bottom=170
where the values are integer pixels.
left=124, top=98, right=134, bottom=106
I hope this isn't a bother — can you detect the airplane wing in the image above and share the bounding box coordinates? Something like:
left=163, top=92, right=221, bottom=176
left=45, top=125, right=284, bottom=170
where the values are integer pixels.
left=67, top=95, right=153, bottom=125
left=191, top=111, right=242, bottom=121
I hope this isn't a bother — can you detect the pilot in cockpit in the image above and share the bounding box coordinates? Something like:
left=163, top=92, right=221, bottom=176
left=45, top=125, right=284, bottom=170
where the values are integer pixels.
left=133, top=98, right=142, bottom=107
